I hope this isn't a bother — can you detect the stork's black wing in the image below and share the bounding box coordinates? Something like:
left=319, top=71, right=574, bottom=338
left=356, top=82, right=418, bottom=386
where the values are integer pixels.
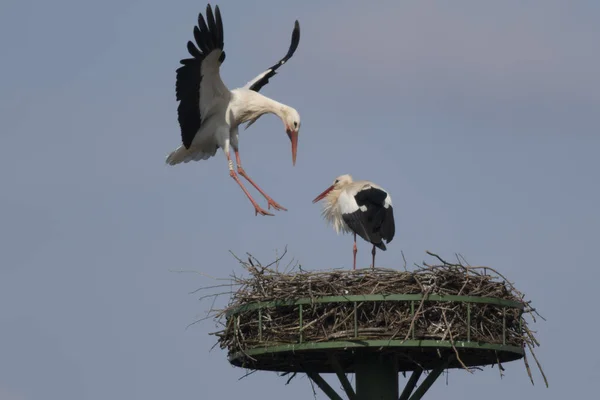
left=175, top=4, right=226, bottom=149
left=244, top=20, right=300, bottom=93
left=342, top=187, right=395, bottom=250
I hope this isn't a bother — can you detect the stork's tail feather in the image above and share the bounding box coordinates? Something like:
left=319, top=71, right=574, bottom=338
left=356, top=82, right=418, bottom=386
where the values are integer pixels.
left=165, top=146, right=215, bottom=165
left=374, top=241, right=387, bottom=251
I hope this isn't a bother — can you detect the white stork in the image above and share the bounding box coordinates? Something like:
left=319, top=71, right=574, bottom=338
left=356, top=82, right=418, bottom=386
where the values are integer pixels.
left=312, top=174, right=396, bottom=270
left=166, top=4, right=301, bottom=216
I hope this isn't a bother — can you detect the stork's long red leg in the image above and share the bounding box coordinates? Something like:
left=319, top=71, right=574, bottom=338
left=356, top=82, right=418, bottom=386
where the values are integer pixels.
left=371, top=245, right=376, bottom=270
left=235, top=150, right=287, bottom=212
left=353, top=233, right=358, bottom=270
left=227, top=154, right=273, bottom=216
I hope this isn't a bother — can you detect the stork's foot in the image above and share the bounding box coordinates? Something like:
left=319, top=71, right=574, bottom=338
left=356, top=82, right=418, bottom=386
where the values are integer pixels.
left=266, top=198, right=287, bottom=212
left=254, top=204, right=274, bottom=216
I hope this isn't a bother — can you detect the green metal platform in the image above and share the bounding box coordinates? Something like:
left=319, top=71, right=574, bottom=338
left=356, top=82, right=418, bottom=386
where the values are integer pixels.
left=226, top=294, right=525, bottom=399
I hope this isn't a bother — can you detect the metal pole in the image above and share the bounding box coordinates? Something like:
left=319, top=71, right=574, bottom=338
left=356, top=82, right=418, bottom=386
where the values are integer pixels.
left=398, top=368, right=423, bottom=400
left=355, top=353, right=398, bottom=400
left=328, top=354, right=357, bottom=400
left=306, top=371, right=344, bottom=400
left=408, top=355, right=455, bottom=400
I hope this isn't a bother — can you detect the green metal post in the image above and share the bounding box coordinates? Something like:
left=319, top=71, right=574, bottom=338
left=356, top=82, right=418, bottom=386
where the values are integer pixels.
left=354, top=302, right=358, bottom=338
left=258, top=308, right=262, bottom=341
left=299, top=304, right=303, bottom=343
left=502, top=307, right=506, bottom=346
left=410, top=301, right=415, bottom=339
left=467, top=303, right=471, bottom=342
left=355, top=353, right=398, bottom=400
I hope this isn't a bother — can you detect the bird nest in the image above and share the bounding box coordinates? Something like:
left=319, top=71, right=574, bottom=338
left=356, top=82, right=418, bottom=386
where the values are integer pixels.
left=200, top=249, right=546, bottom=385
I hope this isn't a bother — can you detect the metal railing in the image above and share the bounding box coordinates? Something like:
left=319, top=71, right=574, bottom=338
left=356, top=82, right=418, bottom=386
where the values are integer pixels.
left=227, top=293, right=524, bottom=348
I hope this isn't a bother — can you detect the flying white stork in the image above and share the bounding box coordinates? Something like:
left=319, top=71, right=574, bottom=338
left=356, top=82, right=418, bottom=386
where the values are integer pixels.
left=312, top=174, right=396, bottom=270
left=166, top=4, right=301, bottom=216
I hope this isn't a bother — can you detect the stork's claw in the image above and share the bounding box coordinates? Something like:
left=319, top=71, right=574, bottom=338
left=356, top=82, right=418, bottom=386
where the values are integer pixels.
left=254, top=205, right=274, bottom=216
left=267, top=199, right=287, bottom=212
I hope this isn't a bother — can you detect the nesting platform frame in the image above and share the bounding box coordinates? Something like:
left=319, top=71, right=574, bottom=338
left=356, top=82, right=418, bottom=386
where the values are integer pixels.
left=225, top=293, right=525, bottom=400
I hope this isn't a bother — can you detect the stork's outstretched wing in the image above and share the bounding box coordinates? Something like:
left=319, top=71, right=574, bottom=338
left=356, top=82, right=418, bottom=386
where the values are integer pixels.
left=244, top=20, right=300, bottom=93
left=176, top=4, right=228, bottom=149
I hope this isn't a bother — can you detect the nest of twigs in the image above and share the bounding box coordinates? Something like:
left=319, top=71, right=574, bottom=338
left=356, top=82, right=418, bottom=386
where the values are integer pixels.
left=202, top=249, right=546, bottom=386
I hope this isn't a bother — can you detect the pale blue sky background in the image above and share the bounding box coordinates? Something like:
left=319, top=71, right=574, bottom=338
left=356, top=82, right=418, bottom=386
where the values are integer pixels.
left=1, top=0, right=599, bottom=399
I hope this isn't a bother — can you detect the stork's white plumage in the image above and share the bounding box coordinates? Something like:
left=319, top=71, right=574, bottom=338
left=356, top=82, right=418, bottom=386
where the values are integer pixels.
left=312, top=175, right=396, bottom=269
left=166, top=4, right=301, bottom=216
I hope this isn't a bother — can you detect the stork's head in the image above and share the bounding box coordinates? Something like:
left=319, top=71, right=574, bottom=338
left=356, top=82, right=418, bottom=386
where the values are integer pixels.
left=312, top=174, right=353, bottom=204
left=283, top=107, right=301, bottom=166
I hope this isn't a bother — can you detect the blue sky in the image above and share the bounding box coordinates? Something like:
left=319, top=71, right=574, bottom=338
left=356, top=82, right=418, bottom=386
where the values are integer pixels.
left=1, top=0, right=598, bottom=398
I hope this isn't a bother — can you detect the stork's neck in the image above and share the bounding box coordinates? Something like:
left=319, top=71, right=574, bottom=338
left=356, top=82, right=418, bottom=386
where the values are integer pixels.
left=256, top=94, right=287, bottom=119
left=320, top=187, right=350, bottom=235
left=233, top=90, right=287, bottom=126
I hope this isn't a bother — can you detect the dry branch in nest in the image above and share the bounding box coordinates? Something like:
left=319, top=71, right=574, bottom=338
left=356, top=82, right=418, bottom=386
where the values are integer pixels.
left=201, top=249, right=547, bottom=387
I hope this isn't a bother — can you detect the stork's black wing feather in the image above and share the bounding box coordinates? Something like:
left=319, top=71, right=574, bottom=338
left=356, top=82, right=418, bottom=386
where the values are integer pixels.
left=175, top=4, right=226, bottom=149
left=215, top=6, right=224, bottom=48
left=380, top=206, right=395, bottom=243
left=342, top=211, right=384, bottom=249
left=247, top=20, right=300, bottom=93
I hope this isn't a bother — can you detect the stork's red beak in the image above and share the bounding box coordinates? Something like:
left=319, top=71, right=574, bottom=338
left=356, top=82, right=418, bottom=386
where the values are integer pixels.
left=312, top=185, right=334, bottom=203
left=286, top=128, right=298, bottom=166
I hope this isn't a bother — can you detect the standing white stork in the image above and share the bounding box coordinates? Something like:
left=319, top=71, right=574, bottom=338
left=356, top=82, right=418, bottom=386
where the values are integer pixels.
left=166, top=4, right=301, bottom=216
left=312, top=174, right=395, bottom=270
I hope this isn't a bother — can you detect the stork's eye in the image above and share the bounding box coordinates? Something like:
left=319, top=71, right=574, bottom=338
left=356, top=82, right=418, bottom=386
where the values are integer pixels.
left=293, top=121, right=298, bottom=128
left=334, top=179, right=339, bottom=184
